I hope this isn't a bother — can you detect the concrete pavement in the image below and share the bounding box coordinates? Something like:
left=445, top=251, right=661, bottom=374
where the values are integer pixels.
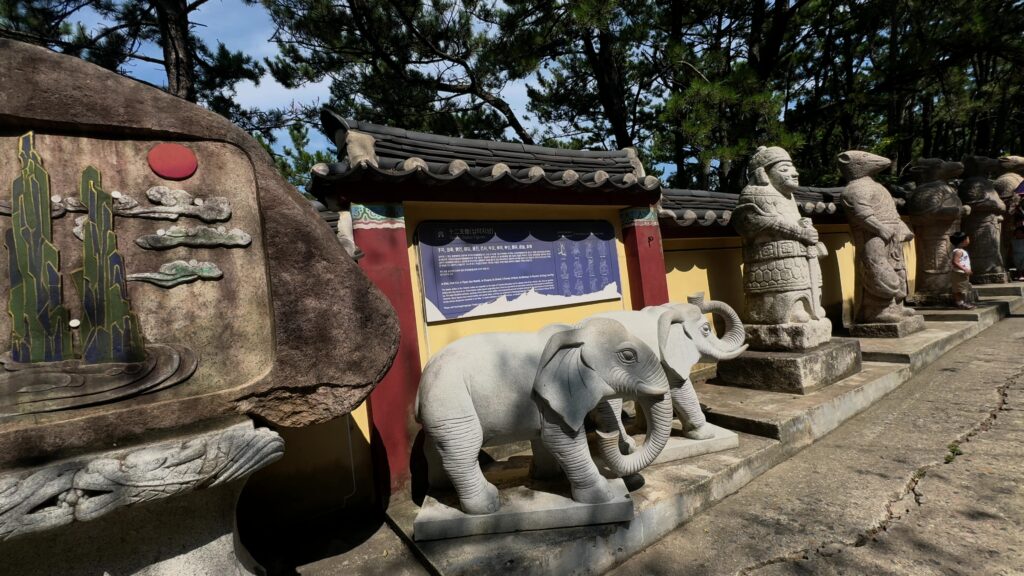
left=611, top=317, right=1024, bottom=576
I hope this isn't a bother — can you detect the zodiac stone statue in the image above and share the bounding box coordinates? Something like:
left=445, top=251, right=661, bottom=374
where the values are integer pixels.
left=906, top=158, right=967, bottom=306
left=960, top=156, right=1008, bottom=284
left=839, top=151, right=923, bottom=335
left=994, top=156, right=1024, bottom=276
left=732, top=146, right=830, bottom=350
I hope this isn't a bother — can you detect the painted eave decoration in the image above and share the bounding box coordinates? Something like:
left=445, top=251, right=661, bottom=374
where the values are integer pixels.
left=309, top=109, right=663, bottom=205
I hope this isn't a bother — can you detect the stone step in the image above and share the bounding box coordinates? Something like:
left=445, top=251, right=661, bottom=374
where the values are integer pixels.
left=913, top=296, right=1019, bottom=323
left=697, top=361, right=911, bottom=445
left=856, top=321, right=980, bottom=371
left=972, top=282, right=1024, bottom=297
left=388, top=432, right=783, bottom=575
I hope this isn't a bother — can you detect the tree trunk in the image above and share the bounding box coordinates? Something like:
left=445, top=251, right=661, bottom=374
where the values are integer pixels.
left=151, top=0, right=196, bottom=102
left=581, top=30, right=633, bottom=149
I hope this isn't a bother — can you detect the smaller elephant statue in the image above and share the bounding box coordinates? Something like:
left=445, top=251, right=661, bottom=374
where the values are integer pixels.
left=592, top=293, right=746, bottom=456
left=416, top=317, right=673, bottom=515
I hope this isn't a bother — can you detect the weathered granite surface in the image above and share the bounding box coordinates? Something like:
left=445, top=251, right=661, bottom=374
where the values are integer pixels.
left=848, top=315, right=926, bottom=338
left=0, top=39, right=399, bottom=469
left=839, top=151, right=919, bottom=328
left=906, top=158, right=966, bottom=306
left=994, top=156, right=1024, bottom=272
left=732, top=146, right=830, bottom=350
left=716, top=338, right=862, bottom=394
left=959, top=155, right=1008, bottom=284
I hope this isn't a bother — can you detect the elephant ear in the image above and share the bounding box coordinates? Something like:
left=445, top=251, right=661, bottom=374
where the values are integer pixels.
left=533, top=327, right=612, bottom=432
left=662, top=323, right=700, bottom=383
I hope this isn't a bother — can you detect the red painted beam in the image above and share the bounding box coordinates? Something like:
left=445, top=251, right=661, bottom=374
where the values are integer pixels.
left=351, top=203, right=423, bottom=497
left=621, top=207, right=670, bottom=309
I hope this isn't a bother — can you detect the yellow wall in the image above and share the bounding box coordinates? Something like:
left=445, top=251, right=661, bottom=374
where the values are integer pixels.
left=402, top=202, right=635, bottom=363
left=664, top=223, right=918, bottom=328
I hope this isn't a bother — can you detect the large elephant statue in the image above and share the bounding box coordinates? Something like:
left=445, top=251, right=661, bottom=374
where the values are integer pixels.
left=416, top=317, right=673, bottom=515
left=592, top=293, right=746, bottom=452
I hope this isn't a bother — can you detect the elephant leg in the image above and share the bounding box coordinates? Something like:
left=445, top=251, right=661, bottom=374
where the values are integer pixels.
left=424, top=437, right=452, bottom=489
left=540, top=408, right=613, bottom=504
left=670, top=380, right=714, bottom=440
left=424, top=415, right=499, bottom=515
left=603, top=398, right=637, bottom=453
left=529, top=439, right=562, bottom=480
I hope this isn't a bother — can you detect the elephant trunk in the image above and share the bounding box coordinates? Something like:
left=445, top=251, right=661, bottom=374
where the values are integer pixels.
left=687, top=292, right=747, bottom=360
left=595, top=392, right=673, bottom=477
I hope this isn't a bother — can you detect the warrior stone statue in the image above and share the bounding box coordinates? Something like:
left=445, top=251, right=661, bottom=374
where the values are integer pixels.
left=732, top=146, right=830, bottom=350
left=839, top=150, right=921, bottom=333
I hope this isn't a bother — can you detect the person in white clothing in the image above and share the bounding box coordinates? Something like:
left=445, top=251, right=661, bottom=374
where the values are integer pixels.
left=950, top=231, right=975, bottom=310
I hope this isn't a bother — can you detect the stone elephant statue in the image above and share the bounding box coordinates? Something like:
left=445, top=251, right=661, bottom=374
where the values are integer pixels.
left=591, top=293, right=747, bottom=454
left=416, top=317, right=673, bottom=515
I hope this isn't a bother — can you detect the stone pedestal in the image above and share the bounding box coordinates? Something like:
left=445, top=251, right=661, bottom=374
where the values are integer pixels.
left=972, top=271, right=1009, bottom=285
left=717, top=338, right=862, bottom=394
left=413, top=478, right=633, bottom=541
left=0, top=480, right=257, bottom=576
left=849, top=315, right=926, bottom=338
left=0, top=420, right=283, bottom=575
left=743, top=317, right=832, bottom=351
left=649, top=424, right=738, bottom=465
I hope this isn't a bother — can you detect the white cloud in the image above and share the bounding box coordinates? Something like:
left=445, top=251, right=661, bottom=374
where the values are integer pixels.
left=233, top=74, right=332, bottom=111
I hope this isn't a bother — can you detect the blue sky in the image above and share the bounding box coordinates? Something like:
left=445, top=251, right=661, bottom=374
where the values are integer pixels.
left=74, top=0, right=676, bottom=179
left=81, top=0, right=534, bottom=157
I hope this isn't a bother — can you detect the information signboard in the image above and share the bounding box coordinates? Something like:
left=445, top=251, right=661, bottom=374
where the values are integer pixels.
left=417, top=220, right=622, bottom=322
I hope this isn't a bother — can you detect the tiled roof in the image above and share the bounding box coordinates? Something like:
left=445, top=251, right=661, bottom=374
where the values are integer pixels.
left=309, top=109, right=662, bottom=205
left=659, top=186, right=844, bottom=227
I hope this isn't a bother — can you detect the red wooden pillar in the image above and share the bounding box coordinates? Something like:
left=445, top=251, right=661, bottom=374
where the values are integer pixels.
left=621, top=206, right=670, bottom=309
left=351, top=203, right=423, bottom=496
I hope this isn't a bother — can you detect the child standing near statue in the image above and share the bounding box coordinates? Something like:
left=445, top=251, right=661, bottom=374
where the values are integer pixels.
left=950, top=232, right=975, bottom=309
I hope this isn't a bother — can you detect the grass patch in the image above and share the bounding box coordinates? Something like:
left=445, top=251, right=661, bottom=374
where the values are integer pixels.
left=944, top=442, right=964, bottom=463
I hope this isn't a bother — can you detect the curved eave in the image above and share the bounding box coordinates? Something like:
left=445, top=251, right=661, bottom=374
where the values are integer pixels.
left=311, top=163, right=662, bottom=206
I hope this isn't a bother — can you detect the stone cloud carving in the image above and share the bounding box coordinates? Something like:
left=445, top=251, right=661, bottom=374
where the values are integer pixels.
left=0, top=421, right=282, bottom=541
left=732, top=146, right=830, bottom=350
left=0, top=39, right=398, bottom=472
left=839, top=151, right=919, bottom=328
left=416, top=317, right=673, bottom=515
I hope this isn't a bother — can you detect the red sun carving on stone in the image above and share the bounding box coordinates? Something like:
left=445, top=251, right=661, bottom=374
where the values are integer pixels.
left=147, top=143, right=198, bottom=180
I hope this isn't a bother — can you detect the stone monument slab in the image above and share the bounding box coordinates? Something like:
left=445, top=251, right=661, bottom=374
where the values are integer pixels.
left=413, top=478, right=634, bottom=541
left=716, top=338, right=862, bottom=394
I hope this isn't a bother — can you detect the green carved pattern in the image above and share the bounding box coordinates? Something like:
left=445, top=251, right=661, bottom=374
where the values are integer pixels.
left=76, top=166, right=145, bottom=363
left=6, top=133, right=72, bottom=362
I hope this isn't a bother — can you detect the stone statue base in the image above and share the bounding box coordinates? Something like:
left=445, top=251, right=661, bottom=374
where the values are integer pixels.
left=716, top=338, right=862, bottom=395
left=0, top=419, right=282, bottom=575
left=906, top=292, right=953, bottom=307
left=0, top=479, right=258, bottom=576
left=414, top=478, right=633, bottom=541
left=743, top=318, right=832, bottom=351
left=972, top=272, right=1009, bottom=285
left=597, top=422, right=738, bottom=468
left=849, top=315, right=926, bottom=338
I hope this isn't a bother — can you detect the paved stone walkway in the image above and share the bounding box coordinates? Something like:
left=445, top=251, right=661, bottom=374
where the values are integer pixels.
left=611, top=317, right=1024, bottom=575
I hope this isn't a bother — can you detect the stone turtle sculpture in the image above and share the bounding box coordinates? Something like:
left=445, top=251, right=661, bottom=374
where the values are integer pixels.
left=416, top=317, right=674, bottom=515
